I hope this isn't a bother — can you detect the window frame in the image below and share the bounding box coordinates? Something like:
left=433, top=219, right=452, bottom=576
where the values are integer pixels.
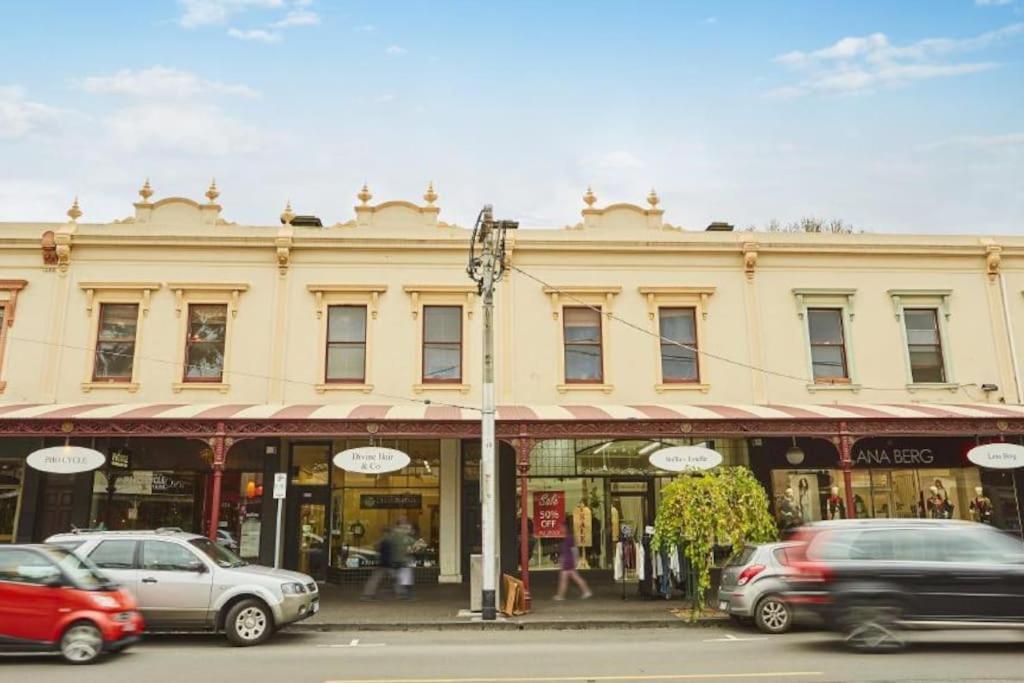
left=903, top=307, right=947, bottom=384
left=325, top=304, right=368, bottom=384
left=887, top=289, right=954, bottom=389
left=806, top=307, right=850, bottom=384
left=562, top=306, right=605, bottom=384
left=92, top=302, right=141, bottom=383
left=79, top=282, right=159, bottom=394
left=658, top=306, right=700, bottom=384
left=421, top=305, right=464, bottom=384
left=183, top=302, right=229, bottom=384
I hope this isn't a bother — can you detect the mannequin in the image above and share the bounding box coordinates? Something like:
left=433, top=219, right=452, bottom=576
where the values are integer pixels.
left=969, top=485, right=994, bottom=524
left=927, top=486, right=953, bottom=519
left=778, top=487, right=803, bottom=531
left=826, top=486, right=846, bottom=520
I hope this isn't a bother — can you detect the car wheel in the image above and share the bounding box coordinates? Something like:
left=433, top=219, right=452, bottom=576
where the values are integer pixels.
left=754, top=595, right=792, bottom=634
left=225, top=599, right=273, bottom=647
left=841, top=601, right=905, bottom=653
left=60, top=622, right=104, bottom=664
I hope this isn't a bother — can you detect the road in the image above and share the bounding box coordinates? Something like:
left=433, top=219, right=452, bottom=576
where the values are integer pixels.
left=2, top=625, right=1023, bottom=682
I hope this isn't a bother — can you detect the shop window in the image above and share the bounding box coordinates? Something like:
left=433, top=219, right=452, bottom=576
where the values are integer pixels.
left=93, top=303, right=139, bottom=381
left=904, top=308, right=946, bottom=383
left=326, top=305, right=367, bottom=383
left=291, top=444, right=330, bottom=485
left=90, top=471, right=200, bottom=532
left=422, top=306, right=462, bottom=382
left=658, top=307, right=699, bottom=382
left=563, top=307, right=603, bottom=383
left=807, top=308, right=849, bottom=382
left=184, top=303, right=228, bottom=382
left=0, top=458, right=23, bottom=543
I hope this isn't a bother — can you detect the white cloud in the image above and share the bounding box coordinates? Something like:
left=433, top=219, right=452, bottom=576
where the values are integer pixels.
left=106, top=103, right=264, bottom=156
left=582, top=150, right=646, bottom=170
left=386, top=45, right=408, bottom=56
left=923, top=132, right=1024, bottom=150
left=0, top=86, right=62, bottom=139
left=178, top=0, right=284, bottom=28
left=227, top=27, right=282, bottom=42
left=77, top=66, right=261, bottom=99
left=772, top=23, right=1022, bottom=96
left=976, top=0, right=1014, bottom=5
left=271, top=8, right=319, bottom=27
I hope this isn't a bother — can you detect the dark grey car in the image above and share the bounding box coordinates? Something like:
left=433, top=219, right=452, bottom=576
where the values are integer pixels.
left=717, top=542, right=802, bottom=633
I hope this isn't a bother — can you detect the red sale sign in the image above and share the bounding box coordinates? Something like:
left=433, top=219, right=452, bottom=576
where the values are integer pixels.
left=533, top=491, right=565, bottom=538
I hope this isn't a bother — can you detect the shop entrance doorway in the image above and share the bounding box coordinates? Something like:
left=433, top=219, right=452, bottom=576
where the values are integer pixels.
left=37, top=476, right=75, bottom=540
left=285, top=488, right=329, bottom=581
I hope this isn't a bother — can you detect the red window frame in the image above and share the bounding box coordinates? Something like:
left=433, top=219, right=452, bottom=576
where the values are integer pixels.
left=422, top=305, right=463, bottom=383
left=92, top=302, right=139, bottom=382
left=807, top=307, right=850, bottom=384
left=563, top=306, right=604, bottom=384
left=325, top=305, right=367, bottom=384
left=658, top=306, right=700, bottom=383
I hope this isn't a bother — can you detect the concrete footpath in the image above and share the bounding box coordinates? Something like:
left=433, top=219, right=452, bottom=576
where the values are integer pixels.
left=291, top=574, right=727, bottom=631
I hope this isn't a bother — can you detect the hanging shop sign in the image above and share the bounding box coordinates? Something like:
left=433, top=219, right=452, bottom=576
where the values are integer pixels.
left=533, top=491, right=565, bottom=538
left=649, top=445, right=722, bottom=472
left=333, top=446, right=410, bottom=474
left=360, top=493, right=422, bottom=510
left=967, top=443, right=1024, bottom=470
left=27, top=446, right=105, bottom=474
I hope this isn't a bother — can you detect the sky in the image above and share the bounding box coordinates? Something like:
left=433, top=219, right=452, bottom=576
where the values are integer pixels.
left=0, top=0, right=1021, bottom=233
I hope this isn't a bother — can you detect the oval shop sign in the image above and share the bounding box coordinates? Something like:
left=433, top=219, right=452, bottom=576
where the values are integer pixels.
left=967, top=442, right=1024, bottom=470
left=649, top=445, right=723, bottom=472
left=27, top=446, right=106, bottom=474
left=333, top=446, right=411, bottom=474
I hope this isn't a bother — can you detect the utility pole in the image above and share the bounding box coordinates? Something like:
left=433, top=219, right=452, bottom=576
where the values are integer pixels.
left=467, top=205, right=517, bottom=621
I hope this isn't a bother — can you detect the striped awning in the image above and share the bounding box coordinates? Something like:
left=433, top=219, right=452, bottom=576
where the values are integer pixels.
left=0, top=402, right=1022, bottom=422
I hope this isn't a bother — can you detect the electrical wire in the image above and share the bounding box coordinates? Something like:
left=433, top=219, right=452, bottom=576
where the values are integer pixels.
left=507, top=263, right=983, bottom=397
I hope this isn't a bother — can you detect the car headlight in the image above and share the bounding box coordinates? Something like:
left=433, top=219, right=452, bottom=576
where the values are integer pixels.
left=280, top=582, right=306, bottom=595
left=91, top=594, right=120, bottom=609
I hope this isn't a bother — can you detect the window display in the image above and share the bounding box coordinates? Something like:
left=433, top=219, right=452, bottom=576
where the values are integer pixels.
left=0, top=458, right=23, bottom=542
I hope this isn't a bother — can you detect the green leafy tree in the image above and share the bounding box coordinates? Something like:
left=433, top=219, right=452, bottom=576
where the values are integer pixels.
left=653, top=467, right=776, bottom=620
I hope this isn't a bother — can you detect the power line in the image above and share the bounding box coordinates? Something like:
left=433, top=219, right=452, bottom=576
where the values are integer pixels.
left=507, top=263, right=983, bottom=398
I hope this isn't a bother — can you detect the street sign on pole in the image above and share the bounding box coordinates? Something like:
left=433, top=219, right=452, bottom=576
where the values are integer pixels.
left=273, top=472, right=287, bottom=569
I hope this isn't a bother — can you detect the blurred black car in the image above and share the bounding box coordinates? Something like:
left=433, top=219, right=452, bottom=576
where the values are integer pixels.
left=783, top=519, right=1024, bottom=652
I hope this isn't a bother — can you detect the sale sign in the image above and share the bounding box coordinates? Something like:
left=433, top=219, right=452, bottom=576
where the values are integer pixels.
left=533, top=491, right=565, bottom=538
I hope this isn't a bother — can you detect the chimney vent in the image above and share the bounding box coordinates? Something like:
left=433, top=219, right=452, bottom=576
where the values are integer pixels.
left=706, top=221, right=734, bottom=232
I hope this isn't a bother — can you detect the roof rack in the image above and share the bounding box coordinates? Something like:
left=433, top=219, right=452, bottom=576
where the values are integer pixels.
left=155, top=527, right=185, bottom=534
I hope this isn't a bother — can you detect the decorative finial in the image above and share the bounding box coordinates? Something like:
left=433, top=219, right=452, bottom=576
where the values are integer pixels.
left=357, top=182, right=373, bottom=205
left=280, top=200, right=295, bottom=225
left=205, top=178, right=220, bottom=203
left=139, top=178, right=153, bottom=202
left=647, top=187, right=659, bottom=208
left=67, top=197, right=82, bottom=222
left=583, top=186, right=596, bottom=207
left=423, top=181, right=438, bottom=205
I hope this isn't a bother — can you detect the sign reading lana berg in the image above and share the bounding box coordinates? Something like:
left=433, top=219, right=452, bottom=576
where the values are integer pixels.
left=534, top=491, right=565, bottom=538
left=333, top=446, right=410, bottom=474
left=649, top=445, right=723, bottom=472
left=967, top=443, right=1024, bottom=470
left=27, top=446, right=105, bottom=474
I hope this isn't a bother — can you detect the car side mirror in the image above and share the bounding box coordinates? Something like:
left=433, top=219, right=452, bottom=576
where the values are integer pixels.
left=43, top=574, right=65, bottom=588
left=189, top=561, right=208, bottom=573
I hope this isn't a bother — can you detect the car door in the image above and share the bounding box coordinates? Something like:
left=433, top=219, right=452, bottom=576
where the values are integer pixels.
left=0, top=548, right=61, bottom=645
left=931, top=527, right=1008, bottom=621
left=137, top=540, right=214, bottom=628
left=85, top=539, right=140, bottom=597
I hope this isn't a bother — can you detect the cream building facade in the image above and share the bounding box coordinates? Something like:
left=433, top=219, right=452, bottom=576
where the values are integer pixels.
left=1, top=181, right=1022, bottom=590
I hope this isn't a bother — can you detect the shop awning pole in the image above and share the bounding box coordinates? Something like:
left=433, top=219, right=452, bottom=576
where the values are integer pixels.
left=208, top=424, right=227, bottom=541
left=837, top=423, right=856, bottom=519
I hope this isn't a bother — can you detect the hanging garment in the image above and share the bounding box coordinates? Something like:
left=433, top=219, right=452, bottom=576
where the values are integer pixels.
left=669, top=546, right=681, bottom=581
left=658, top=548, right=671, bottom=597
left=622, top=539, right=636, bottom=570
left=636, top=542, right=646, bottom=581
left=611, top=506, right=620, bottom=542
left=613, top=542, right=624, bottom=581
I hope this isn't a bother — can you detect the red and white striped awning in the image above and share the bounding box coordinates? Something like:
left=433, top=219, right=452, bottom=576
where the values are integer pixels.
left=0, top=402, right=1022, bottom=422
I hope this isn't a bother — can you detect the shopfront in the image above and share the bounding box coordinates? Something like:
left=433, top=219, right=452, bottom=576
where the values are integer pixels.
left=754, top=436, right=1024, bottom=536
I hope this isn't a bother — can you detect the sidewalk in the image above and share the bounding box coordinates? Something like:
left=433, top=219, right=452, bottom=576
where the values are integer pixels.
left=293, top=572, right=727, bottom=632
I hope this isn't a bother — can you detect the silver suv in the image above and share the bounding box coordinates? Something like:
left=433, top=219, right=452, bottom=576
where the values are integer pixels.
left=46, top=529, right=319, bottom=646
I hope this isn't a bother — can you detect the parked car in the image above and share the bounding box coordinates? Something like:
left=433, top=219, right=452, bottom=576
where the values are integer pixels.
left=717, top=541, right=803, bottom=634
left=0, top=544, right=143, bottom=664
left=784, top=519, right=1024, bottom=652
left=47, top=529, right=319, bottom=646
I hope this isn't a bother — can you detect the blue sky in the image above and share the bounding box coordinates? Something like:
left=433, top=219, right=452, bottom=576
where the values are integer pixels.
left=1, top=0, right=1021, bottom=233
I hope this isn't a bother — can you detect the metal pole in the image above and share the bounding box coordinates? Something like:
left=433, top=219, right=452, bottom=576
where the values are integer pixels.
left=480, top=217, right=498, bottom=621
left=274, top=498, right=283, bottom=569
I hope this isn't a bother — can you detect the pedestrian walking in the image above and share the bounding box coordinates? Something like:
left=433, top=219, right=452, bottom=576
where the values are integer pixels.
left=554, top=518, right=593, bottom=601
left=361, top=526, right=393, bottom=600
left=390, top=521, right=414, bottom=599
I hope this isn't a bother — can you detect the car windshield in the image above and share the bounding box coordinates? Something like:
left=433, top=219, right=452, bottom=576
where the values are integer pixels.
left=190, top=537, right=246, bottom=568
left=44, top=546, right=117, bottom=591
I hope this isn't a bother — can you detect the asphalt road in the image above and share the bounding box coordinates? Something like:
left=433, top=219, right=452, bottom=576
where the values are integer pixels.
left=2, top=625, right=1024, bottom=683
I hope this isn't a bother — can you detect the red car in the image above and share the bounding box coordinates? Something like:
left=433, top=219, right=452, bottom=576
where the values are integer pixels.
left=0, top=544, right=144, bottom=664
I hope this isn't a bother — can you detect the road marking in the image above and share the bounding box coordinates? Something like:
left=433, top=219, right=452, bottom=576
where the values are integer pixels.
left=702, top=633, right=767, bottom=642
left=316, top=639, right=387, bottom=649
left=324, top=672, right=823, bottom=683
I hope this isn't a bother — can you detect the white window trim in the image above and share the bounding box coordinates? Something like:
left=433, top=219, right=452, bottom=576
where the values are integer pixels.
left=169, top=282, right=249, bottom=393
left=79, top=282, right=161, bottom=393
left=403, top=285, right=476, bottom=394
left=793, top=288, right=860, bottom=393
left=547, top=287, right=620, bottom=394
left=0, top=280, right=27, bottom=394
left=307, top=284, right=387, bottom=393
left=887, top=289, right=957, bottom=391
left=639, top=287, right=715, bottom=393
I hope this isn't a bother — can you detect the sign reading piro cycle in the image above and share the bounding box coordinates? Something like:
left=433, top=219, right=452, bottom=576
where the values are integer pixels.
left=333, top=446, right=411, bottom=474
